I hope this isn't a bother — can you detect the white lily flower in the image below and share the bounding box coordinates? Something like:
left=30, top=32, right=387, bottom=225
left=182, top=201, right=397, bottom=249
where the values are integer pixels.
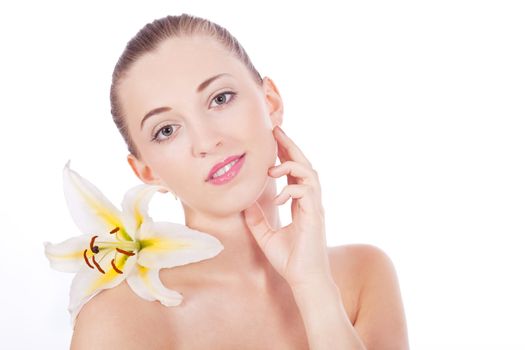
left=44, top=161, right=224, bottom=328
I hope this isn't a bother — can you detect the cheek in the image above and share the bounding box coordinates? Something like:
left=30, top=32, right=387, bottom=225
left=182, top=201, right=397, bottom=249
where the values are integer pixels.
left=267, top=133, right=279, bottom=165
left=145, top=151, right=188, bottom=187
left=252, top=129, right=279, bottom=169
left=239, top=110, right=278, bottom=165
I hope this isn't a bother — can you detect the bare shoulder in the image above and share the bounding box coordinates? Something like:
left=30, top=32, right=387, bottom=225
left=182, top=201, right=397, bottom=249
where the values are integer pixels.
left=70, top=281, right=172, bottom=349
left=328, top=244, right=409, bottom=349
left=328, top=244, right=397, bottom=282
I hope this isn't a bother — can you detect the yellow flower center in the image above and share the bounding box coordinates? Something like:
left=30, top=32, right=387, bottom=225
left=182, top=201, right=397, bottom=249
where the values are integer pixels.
left=82, top=226, right=140, bottom=274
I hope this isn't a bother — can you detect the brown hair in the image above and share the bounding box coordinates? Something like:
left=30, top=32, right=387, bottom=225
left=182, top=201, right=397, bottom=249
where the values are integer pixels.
left=110, top=13, right=264, bottom=160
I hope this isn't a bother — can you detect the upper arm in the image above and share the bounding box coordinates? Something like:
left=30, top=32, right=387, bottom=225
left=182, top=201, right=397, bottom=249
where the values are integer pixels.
left=70, top=291, right=141, bottom=349
left=348, top=244, right=410, bottom=350
left=70, top=285, right=171, bottom=349
left=70, top=294, right=128, bottom=349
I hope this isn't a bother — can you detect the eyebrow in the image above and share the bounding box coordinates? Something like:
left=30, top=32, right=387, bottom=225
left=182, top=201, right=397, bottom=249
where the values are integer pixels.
left=140, top=73, right=231, bottom=130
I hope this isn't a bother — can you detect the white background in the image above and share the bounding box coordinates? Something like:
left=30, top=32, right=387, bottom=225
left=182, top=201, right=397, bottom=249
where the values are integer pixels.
left=0, top=1, right=523, bottom=349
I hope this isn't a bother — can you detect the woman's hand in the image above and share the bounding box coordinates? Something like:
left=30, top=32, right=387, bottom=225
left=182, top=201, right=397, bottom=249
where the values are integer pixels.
left=243, top=125, right=332, bottom=289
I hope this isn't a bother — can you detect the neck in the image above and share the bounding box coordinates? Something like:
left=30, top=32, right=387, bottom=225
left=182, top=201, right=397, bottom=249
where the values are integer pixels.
left=179, top=178, right=282, bottom=287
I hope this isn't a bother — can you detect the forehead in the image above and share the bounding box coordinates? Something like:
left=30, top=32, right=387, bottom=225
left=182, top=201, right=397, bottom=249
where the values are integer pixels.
left=118, top=35, right=248, bottom=121
left=131, top=35, right=238, bottom=74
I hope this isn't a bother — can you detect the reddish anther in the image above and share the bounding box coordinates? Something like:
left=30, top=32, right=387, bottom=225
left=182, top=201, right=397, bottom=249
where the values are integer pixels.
left=110, top=227, right=120, bottom=234
left=116, top=248, right=136, bottom=256
left=83, top=249, right=94, bottom=269
left=89, top=235, right=98, bottom=253
left=91, top=256, right=105, bottom=274
left=111, top=259, right=123, bottom=274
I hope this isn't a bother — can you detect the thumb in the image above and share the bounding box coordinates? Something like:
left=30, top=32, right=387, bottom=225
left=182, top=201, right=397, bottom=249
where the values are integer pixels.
left=243, top=201, right=274, bottom=245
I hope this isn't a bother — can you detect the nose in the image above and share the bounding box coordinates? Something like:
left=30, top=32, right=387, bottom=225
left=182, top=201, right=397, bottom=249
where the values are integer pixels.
left=190, top=121, right=223, bottom=158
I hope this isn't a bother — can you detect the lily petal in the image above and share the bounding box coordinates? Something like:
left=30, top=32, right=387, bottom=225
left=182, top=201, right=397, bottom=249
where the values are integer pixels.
left=127, top=265, right=183, bottom=306
left=121, top=183, right=165, bottom=238
left=138, top=221, right=224, bottom=269
left=44, top=234, right=92, bottom=272
left=68, top=253, right=137, bottom=327
left=63, top=161, right=130, bottom=239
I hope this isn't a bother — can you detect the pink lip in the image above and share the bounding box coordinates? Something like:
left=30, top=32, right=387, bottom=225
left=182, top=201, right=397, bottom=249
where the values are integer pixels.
left=206, top=153, right=246, bottom=181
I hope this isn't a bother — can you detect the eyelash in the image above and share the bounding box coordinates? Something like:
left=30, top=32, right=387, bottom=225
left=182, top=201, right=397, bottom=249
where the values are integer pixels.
left=151, top=91, right=237, bottom=144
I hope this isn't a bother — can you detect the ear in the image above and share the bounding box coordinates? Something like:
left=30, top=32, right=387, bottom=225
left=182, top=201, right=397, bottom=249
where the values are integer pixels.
left=127, top=154, right=164, bottom=186
left=262, top=76, right=284, bottom=128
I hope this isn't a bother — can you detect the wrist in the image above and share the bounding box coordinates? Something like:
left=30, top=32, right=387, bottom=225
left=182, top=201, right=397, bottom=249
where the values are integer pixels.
left=290, top=275, right=341, bottom=304
left=290, top=276, right=366, bottom=349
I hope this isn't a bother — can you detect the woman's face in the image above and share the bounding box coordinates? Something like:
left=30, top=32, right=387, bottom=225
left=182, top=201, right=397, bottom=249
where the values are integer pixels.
left=119, top=35, right=283, bottom=217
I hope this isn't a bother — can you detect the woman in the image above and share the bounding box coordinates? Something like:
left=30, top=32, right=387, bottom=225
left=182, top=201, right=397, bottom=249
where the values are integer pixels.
left=71, top=13, right=409, bottom=349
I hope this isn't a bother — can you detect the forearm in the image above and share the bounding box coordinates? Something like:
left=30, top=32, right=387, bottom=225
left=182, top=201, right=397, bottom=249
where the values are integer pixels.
left=291, top=277, right=366, bottom=350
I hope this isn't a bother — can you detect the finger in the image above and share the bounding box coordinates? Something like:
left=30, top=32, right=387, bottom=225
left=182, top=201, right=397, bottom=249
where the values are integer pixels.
left=243, top=201, right=275, bottom=249
left=273, top=184, right=318, bottom=214
left=268, top=161, right=320, bottom=189
left=273, top=126, right=312, bottom=168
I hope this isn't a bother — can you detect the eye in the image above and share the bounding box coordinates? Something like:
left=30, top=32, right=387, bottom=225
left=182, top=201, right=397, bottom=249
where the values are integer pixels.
left=210, top=91, right=236, bottom=108
left=151, top=92, right=237, bottom=144
left=152, top=124, right=178, bottom=143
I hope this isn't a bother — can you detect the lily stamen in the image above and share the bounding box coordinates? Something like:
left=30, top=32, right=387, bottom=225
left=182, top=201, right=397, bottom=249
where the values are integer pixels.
left=83, top=249, right=94, bottom=269
left=91, top=255, right=105, bottom=274
left=116, top=248, right=136, bottom=256
left=89, top=235, right=98, bottom=253
left=111, top=259, right=123, bottom=274
left=95, top=241, right=139, bottom=250
left=110, top=226, right=131, bottom=242
left=83, top=233, right=139, bottom=273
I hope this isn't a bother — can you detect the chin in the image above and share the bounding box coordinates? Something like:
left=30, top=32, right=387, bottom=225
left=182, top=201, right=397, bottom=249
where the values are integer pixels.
left=209, top=156, right=272, bottom=215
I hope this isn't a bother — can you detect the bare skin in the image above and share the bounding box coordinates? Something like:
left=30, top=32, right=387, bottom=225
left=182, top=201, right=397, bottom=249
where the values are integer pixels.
left=70, top=35, right=409, bottom=348
left=71, top=244, right=407, bottom=349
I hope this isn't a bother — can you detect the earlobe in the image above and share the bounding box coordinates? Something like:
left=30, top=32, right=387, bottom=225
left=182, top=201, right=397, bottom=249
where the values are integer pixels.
left=126, top=155, right=169, bottom=193
left=126, top=154, right=159, bottom=185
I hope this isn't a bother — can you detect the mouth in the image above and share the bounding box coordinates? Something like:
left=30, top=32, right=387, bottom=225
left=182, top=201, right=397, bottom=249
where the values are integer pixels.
left=206, top=153, right=246, bottom=182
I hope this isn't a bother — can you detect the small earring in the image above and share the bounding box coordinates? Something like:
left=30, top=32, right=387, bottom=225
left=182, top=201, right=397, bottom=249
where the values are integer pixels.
left=155, top=184, right=178, bottom=200
left=156, top=185, right=169, bottom=194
